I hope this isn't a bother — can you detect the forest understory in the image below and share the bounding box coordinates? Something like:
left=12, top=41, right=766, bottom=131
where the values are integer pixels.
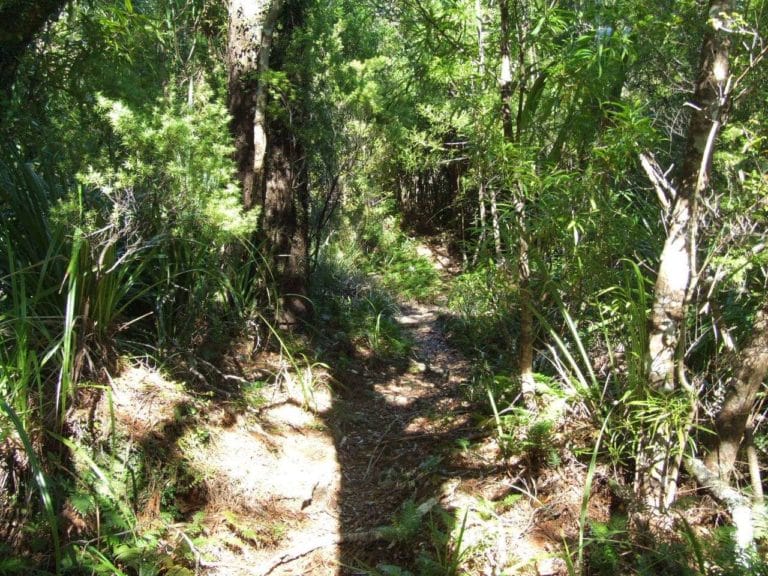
left=1, top=238, right=749, bottom=576
left=2, top=0, right=768, bottom=574
left=8, top=245, right=613, bottom=576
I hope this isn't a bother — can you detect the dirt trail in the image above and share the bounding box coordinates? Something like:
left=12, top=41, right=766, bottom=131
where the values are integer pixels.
left=104, top=245, right=585, bottom=575
left=333, top=302, right=475, bottom=572
left=186, top=300, right=479, bottom=575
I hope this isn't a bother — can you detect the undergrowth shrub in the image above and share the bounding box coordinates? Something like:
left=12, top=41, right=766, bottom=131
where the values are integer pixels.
left=333, top=200, right=442, bottom=302
left=444, top=264, right=518, bottom=369
left=82, top=82, right=257, bottom=243
left=581, top=516, right=768, bottom=576
left=0, top=82, right=270, bottom=573
left=312, top=254, right=411, bottom=363
left=79, top=82, right=261, bottom=352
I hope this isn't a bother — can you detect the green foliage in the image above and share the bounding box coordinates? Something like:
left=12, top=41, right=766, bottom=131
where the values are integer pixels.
left=82, top=83, right=256, bottom=244
left=312, top=259, right=411, bottom=363
left=444, top=264, right=518, bottom=369
left=0, top=400, right=61, bottom=573
left=353, top=203, right=442, bottom=301
left=368, top=504, right=470, bottom=576
left=488, top=400, right=561, bottom=469
left=70, top=84, right=265, bottom=353
left=577, top=516, right=768, bottom=576
left=0, top=35, right=265, bottom=574
left=0, top=547, right=32, bottom=574
left=379, top=499, right=426, bottom=544
left=2, top=0, right=768, bottom=572
left=414, top=509, right=470, bottom=576
left=0, top=157, right=119, bottom=426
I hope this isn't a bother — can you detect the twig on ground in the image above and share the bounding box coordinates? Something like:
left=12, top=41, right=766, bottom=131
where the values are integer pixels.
left=255, top=528, right=389, bottom=576
left=364, top=418, right=399, bottom=478
left=383, top=428, right=487, bottom=443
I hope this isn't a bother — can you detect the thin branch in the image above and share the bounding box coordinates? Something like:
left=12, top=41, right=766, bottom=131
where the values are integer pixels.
left=731, top=42, right=768, bottom=97
left=639, top=152, right=677, bottom=212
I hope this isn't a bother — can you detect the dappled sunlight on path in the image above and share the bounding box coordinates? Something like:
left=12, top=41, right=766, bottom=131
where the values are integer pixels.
left=148, top=241, right=584, bottom=576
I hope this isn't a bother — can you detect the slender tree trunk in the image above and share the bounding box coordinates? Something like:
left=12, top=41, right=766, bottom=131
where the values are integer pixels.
left=635, top=0, right=733, bottom=512
left=471, top=0, right=487, bottom=266
left=475, top=0, right=485, bottom=72
left=499, top=0, right=536, bottom=407
left=517, top=205, right=535, bottom=407
left=705, top=303, right=768, bottom=480
left=489, top=186, right=502, bottom=262
left=498, top=0, right=514, bottom=144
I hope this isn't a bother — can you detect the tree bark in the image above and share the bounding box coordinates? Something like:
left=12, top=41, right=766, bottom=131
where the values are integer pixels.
left=227, top=0, right=310, bottom=324
left=227, top=0, right=284, bottom=210
left=471, top=0, right=487, bottom=266
left=0, top=0, right=66, bottom=102
left=264, top=130, right=311, bottom=326
left=705, top=303, right=768, bottom=480
left=635, top=0, right=733, bottom=512
left=648, top=0, right=732, bottom=392
left=489, top=186, right=502, bottom=262
left=517, top=208, right=535, bottom=407
left=498, top=0, right=514, bottom=144
left=685, top=456, right=755, bottom=555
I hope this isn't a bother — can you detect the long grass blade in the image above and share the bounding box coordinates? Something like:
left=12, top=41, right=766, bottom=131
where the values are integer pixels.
left=56, top=233, right=83, bottom=427
left=532, top=306, right=591, bottom=397
left=0, top=398, right=61, bottom=573
left=575, top=408, right=613, bottom=574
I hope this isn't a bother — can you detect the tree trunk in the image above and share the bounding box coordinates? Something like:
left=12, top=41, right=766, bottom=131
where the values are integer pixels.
left=471, top=0, right=489, bottom=266
left=489, top=186, right=502, bottom=262
left=0, top=0, right=66, bottom=102
left=227, top=0, right=310, bottom=324
left=474, top=0, right=485, bottom=73
left=635, top=0, right=733, bottom=512
left=264, top=131, right=311, bottom=326
left=517, top=210, right=535, bottom=408
left=705, top=303, right=768, bottom=480
left=227, top=0, right=283, bottom=210
left=498, top=0, right=514, bottom=144
left=499, top=0, right=536, bottom=407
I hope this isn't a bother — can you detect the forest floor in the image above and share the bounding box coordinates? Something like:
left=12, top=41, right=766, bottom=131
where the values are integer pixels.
left=98, top=242, right=610, bottom=576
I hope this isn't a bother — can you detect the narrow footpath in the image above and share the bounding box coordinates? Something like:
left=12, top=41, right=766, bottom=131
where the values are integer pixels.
left=195, top=300, right=482, bottom=575
left=105, top=248, right=587, bottom=576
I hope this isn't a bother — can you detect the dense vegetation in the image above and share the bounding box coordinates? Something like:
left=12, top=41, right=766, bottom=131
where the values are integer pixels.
left=1, top=0, right=768, bottom=573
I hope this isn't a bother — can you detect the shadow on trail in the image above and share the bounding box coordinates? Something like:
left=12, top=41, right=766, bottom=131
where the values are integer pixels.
left=311, top=274, right=501, bottom=573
